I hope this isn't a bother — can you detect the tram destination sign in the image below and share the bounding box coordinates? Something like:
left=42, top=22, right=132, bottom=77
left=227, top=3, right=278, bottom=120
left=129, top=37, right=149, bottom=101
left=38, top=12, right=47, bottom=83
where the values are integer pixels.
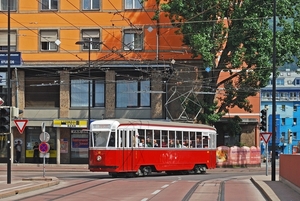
left=0, top=52, right=22, bottom=66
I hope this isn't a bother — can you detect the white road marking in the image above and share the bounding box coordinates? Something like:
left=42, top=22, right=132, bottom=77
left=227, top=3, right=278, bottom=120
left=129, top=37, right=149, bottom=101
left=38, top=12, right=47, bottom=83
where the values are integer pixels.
left=141, top=198, right=148, bottom=201
left=161, top=184, right=169, bottom=188
left=151, top=190, right=161, bottom=195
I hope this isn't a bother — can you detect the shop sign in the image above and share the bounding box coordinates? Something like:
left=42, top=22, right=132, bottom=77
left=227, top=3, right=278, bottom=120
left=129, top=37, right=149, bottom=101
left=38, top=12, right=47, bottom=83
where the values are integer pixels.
left=53, top=119, right=87, bottom=128
left=0, top=52, right=22, bottom=66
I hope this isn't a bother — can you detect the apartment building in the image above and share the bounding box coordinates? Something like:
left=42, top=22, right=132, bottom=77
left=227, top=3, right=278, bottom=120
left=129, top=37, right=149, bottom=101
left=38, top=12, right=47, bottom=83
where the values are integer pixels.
left=0, top=0, right=199, bottom=164
left=261, top=69, right=300, bottom=155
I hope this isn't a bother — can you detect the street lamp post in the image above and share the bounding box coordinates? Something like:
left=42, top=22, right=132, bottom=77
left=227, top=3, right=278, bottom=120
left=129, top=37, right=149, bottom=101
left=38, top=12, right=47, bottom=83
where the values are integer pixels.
left=75, top=39, right=102, bottom=131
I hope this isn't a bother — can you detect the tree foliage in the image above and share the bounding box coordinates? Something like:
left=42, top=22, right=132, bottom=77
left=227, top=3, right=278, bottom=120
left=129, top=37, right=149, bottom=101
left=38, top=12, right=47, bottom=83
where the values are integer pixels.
left=161, top=0, right=300, bottom=124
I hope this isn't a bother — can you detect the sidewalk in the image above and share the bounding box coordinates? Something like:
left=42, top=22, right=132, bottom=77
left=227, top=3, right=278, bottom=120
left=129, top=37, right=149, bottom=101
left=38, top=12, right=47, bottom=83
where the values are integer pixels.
left=0, top=164, right=299, bottom=200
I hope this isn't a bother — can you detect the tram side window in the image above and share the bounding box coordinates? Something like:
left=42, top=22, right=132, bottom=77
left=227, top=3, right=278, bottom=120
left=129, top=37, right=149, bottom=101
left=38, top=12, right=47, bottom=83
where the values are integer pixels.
left=203, top=136, right=209, bottom=148
left=169, top=131, right=175, bottom=147
left=176, top=131, right=182, bottom=148
left=94, top=131, right=109, bottom=147
left=137, top=129, right=145, bottom=147
left=154, top=130, right=160, bottom=147
left=190, top=132, right=196, bottom=148
left=146, top=130, right=153, bottom=147
left=108, top=132, right=116, bottom=147
left=183, top=131, right=190, bottom=148
left=132, top=131, right=139, bottom=147
left=117, top=130, right=124, bottom=147
left=210, top=133, right=215, bottom=148
left=196, top=132, right=203, bottom=148
left=162, top=130, right=168, bottom=147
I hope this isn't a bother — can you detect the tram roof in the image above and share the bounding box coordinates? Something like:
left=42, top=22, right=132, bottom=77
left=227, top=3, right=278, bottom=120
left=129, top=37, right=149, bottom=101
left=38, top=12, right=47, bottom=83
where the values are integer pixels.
left=91, top=119, right=216, bottom=131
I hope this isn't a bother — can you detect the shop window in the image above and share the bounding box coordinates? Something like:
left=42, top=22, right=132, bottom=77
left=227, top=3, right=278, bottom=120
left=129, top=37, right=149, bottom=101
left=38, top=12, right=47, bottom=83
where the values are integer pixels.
left=71, top=131, right=88, bottom=159
left=25, top=127, right=57, bottom=163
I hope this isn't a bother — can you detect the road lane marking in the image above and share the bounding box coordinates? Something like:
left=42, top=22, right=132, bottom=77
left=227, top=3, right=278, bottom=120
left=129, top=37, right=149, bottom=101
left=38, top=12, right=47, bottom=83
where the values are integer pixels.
left=141, top=198, right=148, bottom=201
left=152, top=190, right=161, bottom=194
left=161, top=184, right=169, bottom=188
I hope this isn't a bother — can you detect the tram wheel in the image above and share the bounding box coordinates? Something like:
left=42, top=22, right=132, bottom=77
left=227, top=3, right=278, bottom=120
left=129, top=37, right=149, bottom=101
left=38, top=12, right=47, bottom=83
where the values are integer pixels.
left=200, top=166, right=207, bottom=174
left=136, top=169, right=143, bottom=177
left=141, top=166, right=152, bottom=176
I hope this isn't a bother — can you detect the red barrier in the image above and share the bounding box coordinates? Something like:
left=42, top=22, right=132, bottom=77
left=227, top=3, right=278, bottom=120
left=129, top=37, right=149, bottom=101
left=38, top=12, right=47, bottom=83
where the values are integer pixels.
left=217, top=146, right=261, bottom=167
left=280, top=154, right=300, bottom=189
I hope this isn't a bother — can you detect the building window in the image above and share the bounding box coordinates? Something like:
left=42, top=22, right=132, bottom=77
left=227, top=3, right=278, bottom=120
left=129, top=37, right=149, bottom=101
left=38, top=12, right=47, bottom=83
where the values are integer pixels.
left=294, top=105, right=298, bottom=111
left=293, top=118, right=297, bottom=126
left=281, top=105, right=285, bottom=111
left=71, top=80, right=90, bottom=107
left=70, top=79, right=105, bottom=107
left=276, top=79, right=284, bottom=85
left=281, top=118, right=285, bottom=125
left=81, top=30, right=100, bottom=50
left=95, top=80, right=105, bottom=107
left=293, top=132, right=297, bottom=139
left=290, top=92, right=296, bottom=100
left=0, top=0, right=16, bottom=11
left=83, top=0, right=100, bottom=10
left=41, top=0, right=58, bottom=10
left=123, top=29, right=143, bottom=50
left=0, top=30, right=17, bottom=51
left=296, top=79, right=300, bottom=85
left=116, top=80, right=150, bottom=108
left=125, top=0, right=142, bottom=9
left=25, top=70, right=60, bottom=107
left=40, top=30, right=58, bottom=51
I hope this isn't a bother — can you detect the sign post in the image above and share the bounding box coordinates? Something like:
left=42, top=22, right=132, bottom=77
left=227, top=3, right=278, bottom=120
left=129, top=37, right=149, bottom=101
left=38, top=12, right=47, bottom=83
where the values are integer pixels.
left=40, top=122, right=50, bottom=177
left=261, top=132, right=272, bottom=176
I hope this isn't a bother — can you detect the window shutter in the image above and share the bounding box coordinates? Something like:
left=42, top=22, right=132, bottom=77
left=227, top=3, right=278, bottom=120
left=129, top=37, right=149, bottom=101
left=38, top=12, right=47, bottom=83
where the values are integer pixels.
left=41, top=31, right=57, bottom=42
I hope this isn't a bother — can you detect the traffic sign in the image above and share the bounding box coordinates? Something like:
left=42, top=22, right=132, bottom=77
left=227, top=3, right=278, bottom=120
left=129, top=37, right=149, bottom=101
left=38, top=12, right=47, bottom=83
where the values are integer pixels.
left=39, top=132, right=50, bottom=142
left=14, top=119, right=28, bottom=134
left=261, top=132, right=272, bottom=143
left=39, top=142, right=50, bottom=153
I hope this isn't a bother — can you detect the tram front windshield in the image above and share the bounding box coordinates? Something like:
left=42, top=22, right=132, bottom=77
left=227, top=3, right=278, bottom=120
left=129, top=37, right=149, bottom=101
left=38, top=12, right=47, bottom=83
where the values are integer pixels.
left=92, top=131, right=110, bottom=147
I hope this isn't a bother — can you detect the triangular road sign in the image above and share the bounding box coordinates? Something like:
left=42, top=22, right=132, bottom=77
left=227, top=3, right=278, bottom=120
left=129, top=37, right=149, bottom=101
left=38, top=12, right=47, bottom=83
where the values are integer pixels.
left=14, top=119, right=28, bottom=134
left=260, top=132, right=272, bottom=143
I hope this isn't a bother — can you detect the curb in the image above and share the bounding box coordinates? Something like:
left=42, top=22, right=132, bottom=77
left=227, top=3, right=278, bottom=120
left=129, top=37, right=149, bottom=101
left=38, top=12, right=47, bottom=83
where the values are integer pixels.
left=0, top=177, right=60, bottom=199
left=250, top=177, right=280, bottom=201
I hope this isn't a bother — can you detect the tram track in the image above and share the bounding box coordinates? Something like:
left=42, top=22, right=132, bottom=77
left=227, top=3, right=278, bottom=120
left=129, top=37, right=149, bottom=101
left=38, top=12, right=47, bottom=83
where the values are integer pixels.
left=16, top=178, right=117, bottom=201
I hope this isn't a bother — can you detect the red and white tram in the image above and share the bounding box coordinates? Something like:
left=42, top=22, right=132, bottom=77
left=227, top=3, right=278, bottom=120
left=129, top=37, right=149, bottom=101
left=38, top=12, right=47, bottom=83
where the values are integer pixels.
left=89, top=119, right=217, bottom=177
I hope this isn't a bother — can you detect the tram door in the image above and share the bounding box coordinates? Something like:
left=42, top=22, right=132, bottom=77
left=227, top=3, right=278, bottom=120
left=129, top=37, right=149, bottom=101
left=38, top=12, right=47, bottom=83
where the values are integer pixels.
left=119, top=129, right=135, bottom=172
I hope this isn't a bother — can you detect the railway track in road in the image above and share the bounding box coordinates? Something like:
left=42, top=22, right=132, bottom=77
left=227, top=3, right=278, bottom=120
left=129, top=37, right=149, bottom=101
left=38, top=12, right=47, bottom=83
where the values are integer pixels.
left=3, top=171, right=268, bottom=201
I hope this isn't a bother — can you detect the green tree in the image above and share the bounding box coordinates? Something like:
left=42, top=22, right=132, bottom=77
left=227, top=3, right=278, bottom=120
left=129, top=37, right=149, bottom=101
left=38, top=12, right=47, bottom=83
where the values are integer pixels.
left=160, top=0, right=300, bottom=124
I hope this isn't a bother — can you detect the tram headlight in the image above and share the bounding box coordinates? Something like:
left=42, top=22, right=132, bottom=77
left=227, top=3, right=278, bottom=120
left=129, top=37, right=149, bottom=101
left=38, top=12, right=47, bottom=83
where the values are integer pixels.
left=96, top=155, right=102, bottom=161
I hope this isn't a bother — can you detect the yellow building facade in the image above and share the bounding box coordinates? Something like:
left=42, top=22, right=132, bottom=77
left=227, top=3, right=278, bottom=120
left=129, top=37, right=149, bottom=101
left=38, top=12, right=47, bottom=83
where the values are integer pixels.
left=0, top=0, right=199, bottom=164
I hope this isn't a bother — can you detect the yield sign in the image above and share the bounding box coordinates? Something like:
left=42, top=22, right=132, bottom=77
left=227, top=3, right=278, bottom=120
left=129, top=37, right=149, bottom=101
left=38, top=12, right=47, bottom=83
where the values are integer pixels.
left=14, top=119, right=28, bottom=134
left=260, top=132, right=272, bottom=143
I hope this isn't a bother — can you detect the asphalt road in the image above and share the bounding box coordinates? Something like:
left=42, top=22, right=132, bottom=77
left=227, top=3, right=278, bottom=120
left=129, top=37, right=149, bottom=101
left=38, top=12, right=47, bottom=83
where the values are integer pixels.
left=1, top=168, right=268, bottom=201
